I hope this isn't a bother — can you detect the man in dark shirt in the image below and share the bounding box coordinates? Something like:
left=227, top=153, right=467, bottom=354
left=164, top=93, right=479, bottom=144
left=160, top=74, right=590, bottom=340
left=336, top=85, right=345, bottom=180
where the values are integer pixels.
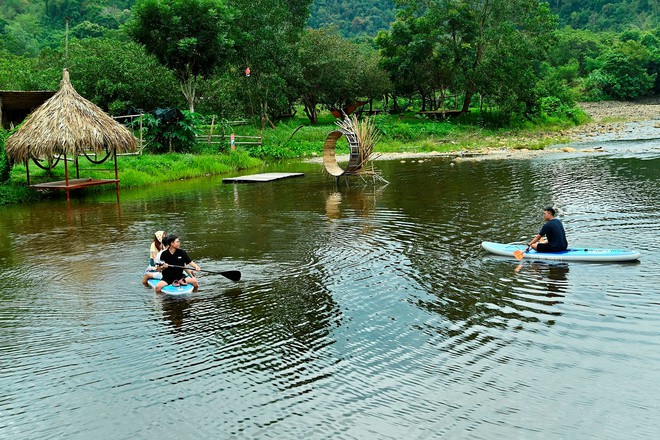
left=155, top=234, right=201, bottom=292
left=527, top=207, right=568, bottom=253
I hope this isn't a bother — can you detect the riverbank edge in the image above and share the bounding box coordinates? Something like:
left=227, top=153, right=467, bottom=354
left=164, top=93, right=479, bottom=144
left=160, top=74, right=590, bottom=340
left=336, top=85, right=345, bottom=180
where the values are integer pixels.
left=2, top=99, right=658, bottom=205
left=307, top=99, right=660, bottom=163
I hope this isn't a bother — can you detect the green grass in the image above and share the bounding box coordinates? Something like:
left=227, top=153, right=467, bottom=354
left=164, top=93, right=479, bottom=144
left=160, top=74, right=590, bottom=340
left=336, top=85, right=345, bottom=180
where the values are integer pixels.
left=215, top=108, right=588, bottom=160
left=1, top=150, right=262, bottom=204
left=1, top=105, right=590, bottom=205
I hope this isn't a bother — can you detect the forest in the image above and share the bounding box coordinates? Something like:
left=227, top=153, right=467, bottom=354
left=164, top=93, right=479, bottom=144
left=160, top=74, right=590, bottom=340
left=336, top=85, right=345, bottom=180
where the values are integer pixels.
left=0, top=0, right=658, bottom=134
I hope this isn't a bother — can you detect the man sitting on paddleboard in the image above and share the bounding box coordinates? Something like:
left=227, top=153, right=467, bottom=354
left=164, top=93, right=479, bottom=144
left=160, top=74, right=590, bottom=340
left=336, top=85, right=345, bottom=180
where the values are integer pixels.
left=527, top=207, right=568, bottom=253
left=155, top=234, right=201, bottom=292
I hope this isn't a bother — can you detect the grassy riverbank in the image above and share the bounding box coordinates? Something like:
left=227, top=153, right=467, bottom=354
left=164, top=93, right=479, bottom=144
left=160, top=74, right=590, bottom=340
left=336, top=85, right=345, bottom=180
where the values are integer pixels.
left=0, top=151, right=261, bottom=205
left=216, top=109, right=590, bottom=160
left=4, top=101, right=645, bottom=206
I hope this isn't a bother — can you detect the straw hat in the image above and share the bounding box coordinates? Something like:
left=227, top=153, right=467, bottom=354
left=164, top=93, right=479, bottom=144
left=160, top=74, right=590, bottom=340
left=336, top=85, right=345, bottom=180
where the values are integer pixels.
left=155, top=231, right=165, bottom=242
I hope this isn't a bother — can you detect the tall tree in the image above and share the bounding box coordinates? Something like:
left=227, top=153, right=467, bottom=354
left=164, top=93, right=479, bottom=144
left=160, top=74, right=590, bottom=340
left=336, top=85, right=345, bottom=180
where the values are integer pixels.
left=297, top=28, right=359, bottom=123
left=298, top=28, right=391, bottom=123
left=127, top=0, right=233, bottom=112
left=228, top=0, right=312, bottom=128
left=381, top=0, right=557, bottom=115
left=66, top=38, right=182, bottom=113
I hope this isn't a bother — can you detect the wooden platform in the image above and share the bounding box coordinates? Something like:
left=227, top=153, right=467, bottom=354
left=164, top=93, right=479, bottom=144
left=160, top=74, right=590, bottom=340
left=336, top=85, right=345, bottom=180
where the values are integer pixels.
left=222, top=172, right=304, bottom=183
left=31, top=178, right=119, bottom=191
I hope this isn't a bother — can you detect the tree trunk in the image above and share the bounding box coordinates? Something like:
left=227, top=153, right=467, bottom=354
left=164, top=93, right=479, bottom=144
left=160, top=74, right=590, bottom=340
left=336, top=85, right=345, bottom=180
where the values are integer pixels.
left=462, top=92, right=473, bottom=113
left=180, top=77, right=196, bottom=113
left=301, top=95, right=318, bottom=124
left=462, top=0, right=489, bottom=113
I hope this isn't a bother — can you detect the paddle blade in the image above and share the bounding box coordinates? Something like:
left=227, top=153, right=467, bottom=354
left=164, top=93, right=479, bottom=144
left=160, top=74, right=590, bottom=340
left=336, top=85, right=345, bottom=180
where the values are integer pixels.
left=220, top=270, right=241, bottom=282
left=513, top=250, right=525, bottom=261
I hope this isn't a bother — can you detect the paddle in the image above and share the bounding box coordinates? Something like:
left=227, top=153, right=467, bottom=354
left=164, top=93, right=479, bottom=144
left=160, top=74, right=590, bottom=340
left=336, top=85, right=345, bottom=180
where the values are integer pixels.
left=162, top=264, right=241, bottom=282
left=513, top=245, right=529, bottom=261
left=513, top=237, right=547, bottom=260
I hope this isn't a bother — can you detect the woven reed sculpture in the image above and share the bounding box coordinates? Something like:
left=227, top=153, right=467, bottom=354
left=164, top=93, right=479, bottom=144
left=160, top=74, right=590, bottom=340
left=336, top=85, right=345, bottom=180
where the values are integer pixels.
left=322, top=113, right=387, bottom=184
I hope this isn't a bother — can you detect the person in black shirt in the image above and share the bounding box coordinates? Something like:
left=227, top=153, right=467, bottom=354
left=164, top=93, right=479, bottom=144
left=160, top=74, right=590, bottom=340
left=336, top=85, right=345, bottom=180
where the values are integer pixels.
left=527, top=207, right=568, bottom=253
left=155, top=235, right=201, bottom=293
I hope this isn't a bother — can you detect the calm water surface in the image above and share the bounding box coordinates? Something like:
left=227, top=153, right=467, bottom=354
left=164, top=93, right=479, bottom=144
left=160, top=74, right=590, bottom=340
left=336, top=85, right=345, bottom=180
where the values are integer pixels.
left=1, top=126, right=659, bottom=439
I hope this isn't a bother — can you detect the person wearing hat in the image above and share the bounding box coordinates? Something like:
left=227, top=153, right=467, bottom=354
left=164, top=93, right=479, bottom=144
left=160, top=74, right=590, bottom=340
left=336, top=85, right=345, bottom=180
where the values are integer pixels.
left=149, top=230, right=166, bottom=266
left=526, top=207, right=568, bottom=253
left=142, top=234, right=171, bottom=286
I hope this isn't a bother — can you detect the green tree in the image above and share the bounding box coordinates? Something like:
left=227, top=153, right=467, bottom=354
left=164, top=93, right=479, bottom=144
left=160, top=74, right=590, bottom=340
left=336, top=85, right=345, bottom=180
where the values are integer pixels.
left=589, top=42, right=656, bottom=100
left=548, top=28, right=611, bottom=77
left=1, top=14, right=43, bottom=56
left=0, top=50, right=58, bottom=89
left=228, top=0, right=312, bottom=128
left=376, top=15, right=439, bottom=111
left=66, top=38, right=181, bottom=113
left=128, top=0, right=234, bottom=112
left=297, top=29, right=391, bottom=123
left=379, top=0, right=558, bottom=117
left=297, top=28, right=359, bottom=123
left=355, top=45, right=392, bottom=107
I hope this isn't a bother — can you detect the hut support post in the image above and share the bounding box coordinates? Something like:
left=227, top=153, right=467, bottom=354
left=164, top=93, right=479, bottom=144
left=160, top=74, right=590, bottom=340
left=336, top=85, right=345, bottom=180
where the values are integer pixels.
left=25, top=159, right=30, bottom=186
left=25, top=146, right=31, bottom=186
left=114, top=151, right=120, bottom=201
left=64, top=153, right=70, bottom=201
left=75, top=155, right=80, bottom=179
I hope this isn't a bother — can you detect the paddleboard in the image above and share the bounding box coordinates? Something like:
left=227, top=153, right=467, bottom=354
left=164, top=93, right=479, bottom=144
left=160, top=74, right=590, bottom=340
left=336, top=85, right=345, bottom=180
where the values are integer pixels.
left=481, top=241, right=640, bottom=262
left=145, top=268, right=194, bottom=297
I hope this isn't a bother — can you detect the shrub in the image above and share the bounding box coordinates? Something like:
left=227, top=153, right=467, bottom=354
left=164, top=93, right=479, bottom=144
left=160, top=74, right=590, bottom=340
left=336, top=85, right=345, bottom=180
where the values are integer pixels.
left=0, top=129, right=10, bottom=182
left=134, top=110, right=200, bottom=153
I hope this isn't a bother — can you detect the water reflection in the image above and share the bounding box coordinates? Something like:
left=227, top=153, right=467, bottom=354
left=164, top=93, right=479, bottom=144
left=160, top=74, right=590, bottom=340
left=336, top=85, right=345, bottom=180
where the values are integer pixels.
left=516, top=261, right=570, bottom=297
left=158, top=295, right=197, bottom=330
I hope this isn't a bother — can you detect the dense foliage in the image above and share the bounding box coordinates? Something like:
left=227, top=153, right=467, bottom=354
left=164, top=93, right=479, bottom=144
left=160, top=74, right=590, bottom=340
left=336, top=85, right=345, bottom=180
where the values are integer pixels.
left=226, top=0, right=314, bottom=127
left=0, top=0, right=658, bottom=129
left=552, top=0, right=659, bottom=31
left=308, top=0, right=396, bottom=37
left=0, top=128, right=10, bottom=182
left=309, top=0, right=659, bottom=37
left=127, top=0, right=233, bottom=112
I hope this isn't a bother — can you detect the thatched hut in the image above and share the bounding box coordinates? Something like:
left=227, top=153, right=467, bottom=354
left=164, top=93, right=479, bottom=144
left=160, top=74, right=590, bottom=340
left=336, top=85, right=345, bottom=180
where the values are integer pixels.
left=5, top=68, right=136, bottom=199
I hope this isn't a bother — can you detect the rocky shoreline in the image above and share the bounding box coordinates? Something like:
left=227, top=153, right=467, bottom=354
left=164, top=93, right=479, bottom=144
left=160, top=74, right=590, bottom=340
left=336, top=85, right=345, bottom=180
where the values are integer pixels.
left=310, top=99, right=660, bottom=163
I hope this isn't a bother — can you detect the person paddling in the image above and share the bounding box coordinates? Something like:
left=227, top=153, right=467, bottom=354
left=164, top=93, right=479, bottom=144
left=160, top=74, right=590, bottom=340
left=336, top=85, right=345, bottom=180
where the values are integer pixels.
left=527, top=207, right=568, bottom=253
left=155, top=235, right=201, bottom=293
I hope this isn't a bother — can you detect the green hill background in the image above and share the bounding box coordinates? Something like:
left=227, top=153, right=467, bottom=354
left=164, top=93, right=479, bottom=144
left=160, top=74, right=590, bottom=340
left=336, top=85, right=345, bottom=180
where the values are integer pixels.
left=1, top=0, right=657, bottom=52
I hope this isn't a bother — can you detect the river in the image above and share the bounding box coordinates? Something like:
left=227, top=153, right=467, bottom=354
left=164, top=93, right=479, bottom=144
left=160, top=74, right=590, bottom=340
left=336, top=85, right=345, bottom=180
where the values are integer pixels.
left=1, top=125, right=658, bottom=439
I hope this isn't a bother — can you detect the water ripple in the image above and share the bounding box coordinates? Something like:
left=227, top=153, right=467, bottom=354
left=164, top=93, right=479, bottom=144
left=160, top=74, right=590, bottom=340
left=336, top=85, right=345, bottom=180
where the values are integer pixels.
left=2, top=152, right=659, bottom=439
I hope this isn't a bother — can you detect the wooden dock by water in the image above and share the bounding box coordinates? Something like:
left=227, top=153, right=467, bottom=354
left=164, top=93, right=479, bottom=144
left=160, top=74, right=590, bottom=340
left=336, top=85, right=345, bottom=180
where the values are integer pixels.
left=222, top=172, right=304, bottom=183
left=31, top=178, right=120, bottom=191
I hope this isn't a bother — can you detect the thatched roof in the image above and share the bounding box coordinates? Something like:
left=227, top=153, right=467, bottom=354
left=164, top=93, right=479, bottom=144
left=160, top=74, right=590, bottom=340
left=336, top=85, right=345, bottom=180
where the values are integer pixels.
left=5, top=69, right=136, bottom=162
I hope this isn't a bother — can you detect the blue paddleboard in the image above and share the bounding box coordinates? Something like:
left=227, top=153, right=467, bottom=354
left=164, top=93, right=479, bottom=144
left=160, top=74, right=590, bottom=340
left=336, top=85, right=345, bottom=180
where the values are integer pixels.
left=145, top=268, right=194, bottom=297
left=481, top=241, right=640, bottom=262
